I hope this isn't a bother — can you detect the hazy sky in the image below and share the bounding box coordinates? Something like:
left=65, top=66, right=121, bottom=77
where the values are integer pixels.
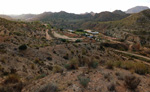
left=0, top=0, right=150, bottom=15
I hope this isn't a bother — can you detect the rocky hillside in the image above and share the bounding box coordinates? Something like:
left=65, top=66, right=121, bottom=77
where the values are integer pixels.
left=87, top=9, right=150, bottom=46
left=0, top=10, right=150, bottom=92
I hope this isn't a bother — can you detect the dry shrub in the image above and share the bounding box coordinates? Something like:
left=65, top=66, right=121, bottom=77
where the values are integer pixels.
left=0, top=82, right=25, bottom=92
left=114, top=61, right=150, bottom=75
left=78, top=75, right=90, bottom=88
left=64, top=57, right=79, bottom=70
left=4, top=74, right=20, bottom=84
left=106, top=61, right=114, bottom=69
left=124, top=75, right=141, bottom=90
left=34, top=58, right=44, bottom=65
left=134, top=62, right=149, bottom=75
left=53, top=65, right=63, bottom=73
left=36, top=83, right=58, bottom=92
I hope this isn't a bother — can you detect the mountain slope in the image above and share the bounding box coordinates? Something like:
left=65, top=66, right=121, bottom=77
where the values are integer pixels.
left=90, top=9, right=150, bottom=30
left=126, top=6, right=149, bottom=13
left=30, top=11, right=93, bottom=29
left=93, top=11, right=129, bottom=21
left=29, top=11, right=129, bottom=29
left=89, top=9, right=150, bottom=46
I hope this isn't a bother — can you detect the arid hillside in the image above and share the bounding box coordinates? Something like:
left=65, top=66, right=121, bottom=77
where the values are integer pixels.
left=0, top=17, right=150, bottom=92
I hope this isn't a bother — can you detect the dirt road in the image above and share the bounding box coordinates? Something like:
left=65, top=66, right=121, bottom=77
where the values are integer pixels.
left=114, top=50, right=150, bottom=65
left=52, top=31, right=82, bottom=41
left=45, top=29, right=52, bottom=40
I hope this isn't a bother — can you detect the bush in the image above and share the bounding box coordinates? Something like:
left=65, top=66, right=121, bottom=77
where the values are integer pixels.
left=65, top=58, right=79, bottom=70
left=86, top=59, right=99, bottom=69
left=4, top=74, right=20, bottom=84
left=103, top=73, right=111, bottom=81
left=101, top=43, right=128, bottom=51
left=0, top=58, right=6, bottom=63
left=53, top=65, right=63, bottom=73
left=31, top=64, right=35, bottom=69
left=34, top=58, right=44, bottom=65
left=134, top=62, right=149, bottom=75
left=47, top=57, right=52, bottom=61
left=99, top=45, right=105, bottom=51
left=0, top=82, right=25, bottom=92
left=113, top=61, right=150, bottom=75
left=75, top=39, right=81, bottom=43
left=0, top=49, right=6, bottom=53
left=0, top=65, right=3, bottom=71
left=63, top=53, right=69, bottom=60
left=107, top=83, right=116, bottom=91
left=13, top=32, right=22, bottom=36
left=69, top=58, right=79, bottom=69
left=106, top=60, right=150, bottom=75
left=38, top=83, right=58, bottom=92
left=119, top=39, right=125, bottom=42
left=78, top=75, right=90, bottom=88
left=91, top=59, right=99, bottom=69
left=82, top=49, right=86, bottom=55
left=76, top=29, right=84, bottom=32
left=124, top=75, right=141, bottom=90
left=121, top=61, right=134, bottom=70
left=0, top=44, right=6, bottom=53
left=106, top=61, right=114, bottom=69
left=36, top=74, right=47, bottom=79
left=64, top=64, right=70, bottom=70
left=18, top=44, right=27, bottom=50
left=114, top=61, right=122, bottom=68
left=60, top=39, right=67, bottom=42
left=73, top=43, right=78, bottom=48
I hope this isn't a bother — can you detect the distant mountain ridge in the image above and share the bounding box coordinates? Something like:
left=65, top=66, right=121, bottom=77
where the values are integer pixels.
left=0, top=10, right=129, bottom=29
left=0, top=6, right=149, bottom=30
left=84, top=9, right=150, bottom=30
left=28, top=10, right=129, bottom=29
left=126, top=6, right=149, bottom=13
left=10, top=14, right=37, bottom=20
left=0, top=15, right=13, bottom=20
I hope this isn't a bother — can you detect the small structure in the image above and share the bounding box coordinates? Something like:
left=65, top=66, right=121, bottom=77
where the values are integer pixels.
left=87, top=35, right=94, bottom=38
left=84, top=29, right=92, bottom=33
left=68, top=30, right=74, bottom=32
left=90, top=32, right=99, bottom=35
left=84, top=29, right=99, bottom=35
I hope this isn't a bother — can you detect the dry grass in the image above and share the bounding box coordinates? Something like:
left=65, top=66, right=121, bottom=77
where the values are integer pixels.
left=110, top=61, right=150, bottom=75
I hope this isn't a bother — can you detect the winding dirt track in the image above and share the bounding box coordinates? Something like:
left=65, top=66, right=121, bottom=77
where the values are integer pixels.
left=45, top=29, right=52, bottom=40
left=114, top=50, right=150, bottom=66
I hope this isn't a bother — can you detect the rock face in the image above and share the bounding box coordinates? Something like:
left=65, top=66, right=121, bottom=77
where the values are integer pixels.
left=126, top=6, right=149, bottom=13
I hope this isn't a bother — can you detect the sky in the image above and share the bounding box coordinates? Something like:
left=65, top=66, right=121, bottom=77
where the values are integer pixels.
left=0, top=0, right=150, bottom=15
